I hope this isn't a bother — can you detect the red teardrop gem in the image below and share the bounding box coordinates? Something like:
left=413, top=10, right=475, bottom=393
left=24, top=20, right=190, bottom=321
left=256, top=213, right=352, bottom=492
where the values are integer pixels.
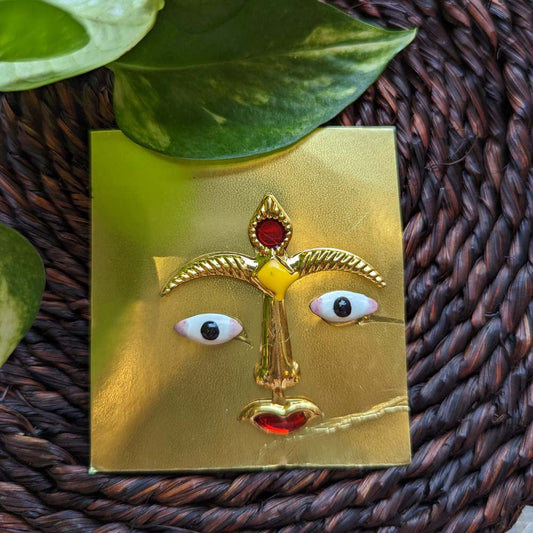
left=256, top=219, right=285, bottom=248
left=254, top=411, right=308, bottom=434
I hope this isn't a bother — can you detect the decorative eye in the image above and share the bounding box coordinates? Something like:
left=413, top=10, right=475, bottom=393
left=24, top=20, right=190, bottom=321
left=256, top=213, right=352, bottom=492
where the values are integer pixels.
left=174, top=313, right=243, bottom=345
left=309, top=291, right=378, bottom=324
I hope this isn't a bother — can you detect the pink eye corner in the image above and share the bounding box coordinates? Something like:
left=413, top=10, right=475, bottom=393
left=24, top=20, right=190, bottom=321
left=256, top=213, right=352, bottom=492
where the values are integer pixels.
left=174, top=320, right=188, bottom=337
left=174, top=313, right=243, bottom=345
left=309, top=291, right=378, bottom=324
left=309, top=297, right=323, bottom=316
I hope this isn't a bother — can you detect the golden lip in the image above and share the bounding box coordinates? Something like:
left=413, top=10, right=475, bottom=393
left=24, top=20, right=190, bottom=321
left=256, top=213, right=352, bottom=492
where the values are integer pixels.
left=239, top=397, right=322, bottom=434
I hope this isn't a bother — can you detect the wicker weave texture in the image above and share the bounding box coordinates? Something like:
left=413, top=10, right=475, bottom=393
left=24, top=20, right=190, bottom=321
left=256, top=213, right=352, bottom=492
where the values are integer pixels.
left=0, top=0, right=532, bottom=531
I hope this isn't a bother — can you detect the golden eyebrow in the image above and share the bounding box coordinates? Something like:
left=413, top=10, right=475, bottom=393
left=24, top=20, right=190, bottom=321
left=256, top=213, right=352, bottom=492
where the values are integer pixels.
left=287, top=248, right=386, bottom=288
left=161, top=246, right=386, bottom=297
left=160, top=252, right=260, bottom=296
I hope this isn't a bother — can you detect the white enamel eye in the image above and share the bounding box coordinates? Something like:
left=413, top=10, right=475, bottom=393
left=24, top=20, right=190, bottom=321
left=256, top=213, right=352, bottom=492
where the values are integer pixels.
left=309, top=291, right=378, bottom=324
left=174, top=313, right=243, bottom=345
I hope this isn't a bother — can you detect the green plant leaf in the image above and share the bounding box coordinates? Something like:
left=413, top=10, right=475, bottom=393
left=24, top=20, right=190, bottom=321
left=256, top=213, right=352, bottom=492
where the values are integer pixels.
left=0, top=0, right=164, bottom=91
left=0, top=224, right=45, bottom=368
left=111, top=0, right=416, bottom=160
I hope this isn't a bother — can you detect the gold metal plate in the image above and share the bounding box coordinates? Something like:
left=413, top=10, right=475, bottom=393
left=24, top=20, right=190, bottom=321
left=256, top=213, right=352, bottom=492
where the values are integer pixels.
left=90, top=127, right=410, bottom=471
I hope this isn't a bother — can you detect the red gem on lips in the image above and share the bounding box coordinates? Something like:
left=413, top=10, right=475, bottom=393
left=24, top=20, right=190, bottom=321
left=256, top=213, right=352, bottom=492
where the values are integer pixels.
left=256, top=219, right=285, bottom=248
left=254, top=411, right=308, bottom=434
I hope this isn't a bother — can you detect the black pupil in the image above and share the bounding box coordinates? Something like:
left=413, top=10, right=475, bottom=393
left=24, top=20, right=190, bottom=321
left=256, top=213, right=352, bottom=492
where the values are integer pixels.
left=333, top=297, right=352, bottom=318
left=201, top=321, right=220, bottom=340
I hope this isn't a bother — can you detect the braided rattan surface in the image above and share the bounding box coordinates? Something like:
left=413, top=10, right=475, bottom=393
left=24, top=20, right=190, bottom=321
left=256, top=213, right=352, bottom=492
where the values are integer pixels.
left=0, top=1, right=532, bottom=531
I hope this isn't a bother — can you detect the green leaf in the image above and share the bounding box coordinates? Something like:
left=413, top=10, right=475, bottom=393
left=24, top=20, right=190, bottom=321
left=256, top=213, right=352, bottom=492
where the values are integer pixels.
left=0, top=0, right=164, bottom=91
left=0, top=1, right=89, bottom=62
left=111, top=0, right=416, bottom=160
left=0, top=224, right=45, bottom=368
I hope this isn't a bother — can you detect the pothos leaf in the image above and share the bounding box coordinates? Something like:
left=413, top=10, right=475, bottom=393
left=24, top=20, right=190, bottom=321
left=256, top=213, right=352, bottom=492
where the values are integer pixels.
left=0, top=0, right=164, bottom=91
left=112, top=0, right=416, bottom=159
left=0, top=224, right=45, bottom=368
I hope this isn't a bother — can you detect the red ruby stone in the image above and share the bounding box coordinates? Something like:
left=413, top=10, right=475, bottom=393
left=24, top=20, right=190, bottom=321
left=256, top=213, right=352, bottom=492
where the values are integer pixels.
left=256, top=219, right=285, bottom=248
left=254, top=411, right=308, bottom=434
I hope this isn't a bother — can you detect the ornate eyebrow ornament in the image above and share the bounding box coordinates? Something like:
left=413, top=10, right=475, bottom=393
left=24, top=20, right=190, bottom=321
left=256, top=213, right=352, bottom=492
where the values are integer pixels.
left=161, top=194, right=386, bottom=433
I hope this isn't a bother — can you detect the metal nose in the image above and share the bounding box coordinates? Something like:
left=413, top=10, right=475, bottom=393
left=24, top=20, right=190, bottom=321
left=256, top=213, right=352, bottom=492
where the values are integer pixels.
left=254, top=294, right=300, bottom=398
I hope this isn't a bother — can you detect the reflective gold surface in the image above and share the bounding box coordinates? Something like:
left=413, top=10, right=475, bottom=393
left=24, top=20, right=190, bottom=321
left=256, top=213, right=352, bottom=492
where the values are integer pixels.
left=91, top=127, right=410, bottom=471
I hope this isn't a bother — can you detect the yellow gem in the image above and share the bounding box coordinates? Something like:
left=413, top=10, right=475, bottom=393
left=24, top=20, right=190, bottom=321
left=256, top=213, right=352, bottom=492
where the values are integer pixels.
left=256, top=259, right=299, bottom=300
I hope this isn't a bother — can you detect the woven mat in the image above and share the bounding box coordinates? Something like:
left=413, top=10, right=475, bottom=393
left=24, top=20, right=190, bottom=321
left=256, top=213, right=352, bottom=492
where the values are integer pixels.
left=0, top=1, right=532, bottom=531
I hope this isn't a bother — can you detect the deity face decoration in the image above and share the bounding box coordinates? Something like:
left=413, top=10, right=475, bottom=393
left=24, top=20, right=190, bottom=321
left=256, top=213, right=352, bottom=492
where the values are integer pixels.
left=162, top=194, right=386, bottom=435
left=91, top=127, right=411, bottom=471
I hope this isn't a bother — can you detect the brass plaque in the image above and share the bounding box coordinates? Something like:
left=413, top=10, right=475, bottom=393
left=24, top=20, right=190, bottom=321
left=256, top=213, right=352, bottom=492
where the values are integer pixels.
left=90, top=127, right=410, bottom=471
